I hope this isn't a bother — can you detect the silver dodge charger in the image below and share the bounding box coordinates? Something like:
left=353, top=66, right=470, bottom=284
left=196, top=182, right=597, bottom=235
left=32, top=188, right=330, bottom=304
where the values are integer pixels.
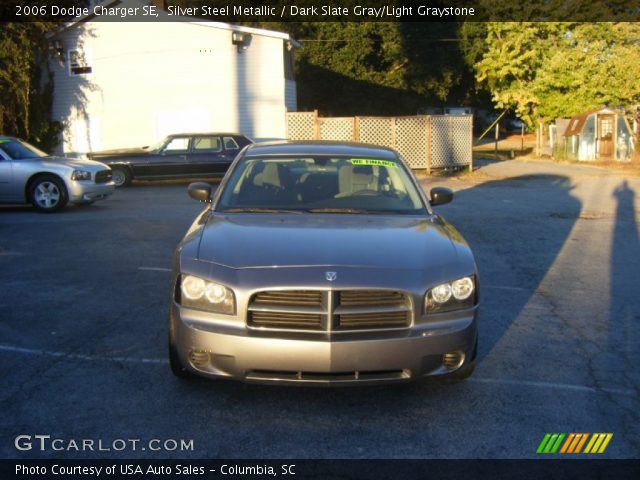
left=169, top=141, right=479, bottom=385
left=0, top=136, right=114, bottom=212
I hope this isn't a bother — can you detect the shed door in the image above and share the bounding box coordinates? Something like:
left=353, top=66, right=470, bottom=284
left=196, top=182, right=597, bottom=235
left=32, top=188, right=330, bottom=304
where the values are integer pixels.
left=597, top=115, right=614, bottom=159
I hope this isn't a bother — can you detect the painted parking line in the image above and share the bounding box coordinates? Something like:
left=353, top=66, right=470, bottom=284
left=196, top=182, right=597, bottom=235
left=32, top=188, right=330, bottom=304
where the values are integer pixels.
left=484, top=285, right=530, bottom=291
left=0, top=344, right=167, bottom=365
left=138, top=266, right=172, bottom=272
left=0, top=344, right=636, bottom=397
left=469, top=376, right=636, bottom=398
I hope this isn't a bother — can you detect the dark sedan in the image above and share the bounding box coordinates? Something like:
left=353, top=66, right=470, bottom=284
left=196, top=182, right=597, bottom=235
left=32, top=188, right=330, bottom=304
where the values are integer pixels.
left=169, top=141, right=479, bottom=385
left=88, top=133, right=252, bottom=187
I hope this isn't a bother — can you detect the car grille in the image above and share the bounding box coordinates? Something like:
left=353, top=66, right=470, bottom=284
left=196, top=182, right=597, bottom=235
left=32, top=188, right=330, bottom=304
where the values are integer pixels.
left=247, top=289, right=411, bottom=332
left=95, top=170, right=112, bottom=184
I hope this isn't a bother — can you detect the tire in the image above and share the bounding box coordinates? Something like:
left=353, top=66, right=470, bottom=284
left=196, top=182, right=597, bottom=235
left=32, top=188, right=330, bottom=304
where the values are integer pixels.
left=111, top=166, right=131, bottom=187
left=29, top=175, right=68, bottom=213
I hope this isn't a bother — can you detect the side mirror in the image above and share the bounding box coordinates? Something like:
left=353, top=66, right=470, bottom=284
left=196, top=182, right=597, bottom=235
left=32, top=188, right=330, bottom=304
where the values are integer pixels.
left=430, top=187, right=454, bottom=206
left=188, top=182, right=212, bottom=203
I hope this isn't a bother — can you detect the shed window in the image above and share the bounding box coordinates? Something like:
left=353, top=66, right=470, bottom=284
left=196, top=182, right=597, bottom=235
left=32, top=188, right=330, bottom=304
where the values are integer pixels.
left=68, top=49, right=92, bottom=75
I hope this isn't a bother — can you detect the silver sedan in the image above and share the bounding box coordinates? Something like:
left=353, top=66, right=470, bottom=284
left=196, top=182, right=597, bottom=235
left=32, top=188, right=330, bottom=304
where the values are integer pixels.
left=169, top=141, right=479, bottom=385
left=0, top=137, right=114, bottom=212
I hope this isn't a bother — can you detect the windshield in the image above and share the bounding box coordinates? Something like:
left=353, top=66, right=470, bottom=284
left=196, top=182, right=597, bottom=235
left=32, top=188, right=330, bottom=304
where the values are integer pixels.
left=217, top=156, right=427, bottom=215
left=0, top=139, right=47, bottom=159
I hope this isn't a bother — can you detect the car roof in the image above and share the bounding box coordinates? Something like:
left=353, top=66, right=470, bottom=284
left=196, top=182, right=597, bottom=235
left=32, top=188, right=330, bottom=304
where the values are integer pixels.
left=166, top=132, right=247, bottom=138
left=244, top=141, right=399, bottom=159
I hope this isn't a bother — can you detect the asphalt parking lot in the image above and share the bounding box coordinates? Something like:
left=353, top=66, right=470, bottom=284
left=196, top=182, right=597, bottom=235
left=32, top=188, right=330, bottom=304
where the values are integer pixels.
left=1, top=158, right=639, bottom=459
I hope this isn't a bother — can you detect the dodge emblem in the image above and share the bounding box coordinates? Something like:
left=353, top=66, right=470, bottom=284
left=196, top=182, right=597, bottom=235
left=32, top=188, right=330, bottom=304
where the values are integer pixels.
left=325, top=271, right=337, bottom=281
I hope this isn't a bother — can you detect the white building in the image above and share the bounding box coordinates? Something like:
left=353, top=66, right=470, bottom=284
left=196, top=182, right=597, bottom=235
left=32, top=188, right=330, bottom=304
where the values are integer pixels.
left=48, top=0, right=298, bottom=156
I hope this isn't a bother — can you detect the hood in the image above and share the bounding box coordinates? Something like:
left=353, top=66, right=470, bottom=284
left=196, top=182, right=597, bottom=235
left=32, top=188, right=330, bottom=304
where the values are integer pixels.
left=39, top=156, right=110, bottom=170
left=196, top=214, right=461, bottom=270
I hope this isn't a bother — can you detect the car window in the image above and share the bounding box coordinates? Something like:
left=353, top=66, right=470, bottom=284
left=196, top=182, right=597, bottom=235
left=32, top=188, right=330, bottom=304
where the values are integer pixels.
left=217, top=156, right=426, bottom=215
left=162, top=137, right=189, bottom=154
left=0, top=139, right=47, bottom=159
left=193, top=137, right=222, bottom=153
left=223, top=137, right=240, bottom=150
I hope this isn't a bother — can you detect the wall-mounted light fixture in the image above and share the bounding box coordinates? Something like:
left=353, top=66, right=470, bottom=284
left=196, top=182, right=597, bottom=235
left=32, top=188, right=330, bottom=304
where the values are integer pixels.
left=231, top=32, right=252, bottom=53
left=49, top=40, right=65, bottom=60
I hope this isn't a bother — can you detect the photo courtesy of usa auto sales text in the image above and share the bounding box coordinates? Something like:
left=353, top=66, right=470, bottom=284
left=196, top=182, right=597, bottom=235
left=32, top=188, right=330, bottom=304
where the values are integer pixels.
left=15, top=463, right=296, bottom=476
left=15, top=464, right=204, bottom=476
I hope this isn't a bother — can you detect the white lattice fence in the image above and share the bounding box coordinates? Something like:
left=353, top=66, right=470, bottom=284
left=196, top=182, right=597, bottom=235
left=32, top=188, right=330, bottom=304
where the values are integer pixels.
left=396, top=116, right=428, bottom=169
left=319, top=117, right=355, bottom=141
left=430, top=116, right=452, bottom=168
left=286, top=112, right=472, bottom=172
left=358, top=117, right=394, bottom=148
left=429, top=115, right=472, bottom=169
left=451, top=115, right=473, bottom=167
left=286, top=111, right=317, bottom=140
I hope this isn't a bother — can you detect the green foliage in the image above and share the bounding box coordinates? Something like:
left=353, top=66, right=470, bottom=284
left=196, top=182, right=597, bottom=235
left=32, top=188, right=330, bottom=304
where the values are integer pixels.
left=0, top=22, right=61, bottom=151
left=249, top=22, right=475, bottom=115
left=468, top=22, right=640, bottom=125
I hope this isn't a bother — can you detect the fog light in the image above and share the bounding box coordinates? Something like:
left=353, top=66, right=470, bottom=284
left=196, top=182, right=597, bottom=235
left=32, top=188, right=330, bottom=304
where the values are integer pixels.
left=189, top=350, right=210, bottom=368
left=442, top=351, right=465, bottom=370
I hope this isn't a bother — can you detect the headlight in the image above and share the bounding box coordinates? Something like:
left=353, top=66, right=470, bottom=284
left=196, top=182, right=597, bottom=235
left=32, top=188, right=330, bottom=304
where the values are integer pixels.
left=425, top=276, right=476, bottom=313
left=178, top=275, right=235, bottom=315
left=71, top=170, right=92, bottom=181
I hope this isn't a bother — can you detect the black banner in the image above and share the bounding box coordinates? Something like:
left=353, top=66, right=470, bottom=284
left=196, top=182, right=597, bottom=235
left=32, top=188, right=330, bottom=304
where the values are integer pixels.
left=2, top=460, right=640, bottom=480
left=3, top=0, right=640, bottom=23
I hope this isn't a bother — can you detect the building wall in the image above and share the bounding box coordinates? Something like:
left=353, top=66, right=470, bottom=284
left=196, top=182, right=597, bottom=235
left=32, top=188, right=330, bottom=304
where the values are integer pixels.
left=50, top=21, right=295, bottom=156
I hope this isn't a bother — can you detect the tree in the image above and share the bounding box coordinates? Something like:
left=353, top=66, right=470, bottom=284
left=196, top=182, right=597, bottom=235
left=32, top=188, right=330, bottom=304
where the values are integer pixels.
left=248, top=22, right=475, bottom=115
left=0, top=22, right=61, bottom=150
left=466, top=22, right=640, bottom=125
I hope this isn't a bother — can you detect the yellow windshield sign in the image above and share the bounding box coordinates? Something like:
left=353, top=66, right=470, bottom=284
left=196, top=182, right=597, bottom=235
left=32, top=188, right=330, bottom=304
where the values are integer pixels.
left=349, top=158, right=397, bottom=168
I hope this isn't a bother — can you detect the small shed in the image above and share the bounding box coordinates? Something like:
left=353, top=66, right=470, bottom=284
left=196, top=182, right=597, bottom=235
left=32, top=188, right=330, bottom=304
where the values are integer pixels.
left=563, top=108, right=634, bottom=162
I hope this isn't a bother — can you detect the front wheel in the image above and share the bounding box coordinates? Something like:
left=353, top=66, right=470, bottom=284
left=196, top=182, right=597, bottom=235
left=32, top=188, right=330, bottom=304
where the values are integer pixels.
left=29, top=175, right=68, bottom=213
left=111, top=166, right=131, bottom=187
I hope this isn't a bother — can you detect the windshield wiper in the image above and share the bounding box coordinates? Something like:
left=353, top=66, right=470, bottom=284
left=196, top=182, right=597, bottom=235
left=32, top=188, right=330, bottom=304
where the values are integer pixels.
left=222, top=207, right=304, bottom=214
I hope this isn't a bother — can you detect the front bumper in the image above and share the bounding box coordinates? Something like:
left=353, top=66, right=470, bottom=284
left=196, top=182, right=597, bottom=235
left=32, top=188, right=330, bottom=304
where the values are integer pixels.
left=170, top=302, right=478, bottom=386
left=67, top=181, right=115, bottom=204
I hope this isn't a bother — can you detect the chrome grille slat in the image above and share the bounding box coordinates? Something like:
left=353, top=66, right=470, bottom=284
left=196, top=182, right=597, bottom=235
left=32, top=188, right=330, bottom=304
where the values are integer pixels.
left=250, top=311, right=323, bottom=330
left=338, top=290, right=406, bottom=307
left=337, top=311, right=409, bottom=329
left=249, top=304, right=325, bottom=315
left=333, top=304, right=410, bottom=315
left=248, top=289, right=411, bottom=331
left=254, top=290, right=323, bottom=306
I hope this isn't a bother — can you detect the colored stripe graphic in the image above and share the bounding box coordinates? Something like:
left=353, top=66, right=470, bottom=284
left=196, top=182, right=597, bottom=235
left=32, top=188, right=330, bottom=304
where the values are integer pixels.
left=584, top=433, right=613, bottom=454
left=574, top=433, right=589, bottom=453
left=537, top=433, right=612, bottom=454
left=537, top=433, right=565, bottom=454
left=536, top=434, right=551, bottom=453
